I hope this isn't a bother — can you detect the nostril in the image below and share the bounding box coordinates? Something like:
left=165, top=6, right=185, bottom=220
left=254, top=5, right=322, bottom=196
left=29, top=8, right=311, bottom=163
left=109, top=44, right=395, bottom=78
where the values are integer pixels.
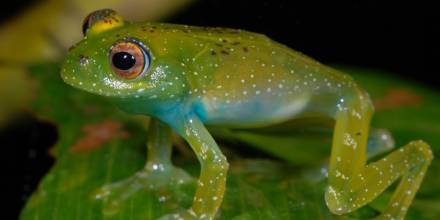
left=78, top=54, right=90, bottom=66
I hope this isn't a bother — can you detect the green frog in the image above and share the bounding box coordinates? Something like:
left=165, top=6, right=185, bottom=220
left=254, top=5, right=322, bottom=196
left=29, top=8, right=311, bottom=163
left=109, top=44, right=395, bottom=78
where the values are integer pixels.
left=61, top=9, right=433, bottom=220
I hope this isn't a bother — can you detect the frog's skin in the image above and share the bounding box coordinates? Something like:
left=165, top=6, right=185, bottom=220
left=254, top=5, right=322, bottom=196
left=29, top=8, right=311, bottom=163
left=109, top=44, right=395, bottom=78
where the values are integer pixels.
left=61, top=9, right=433, bottom=220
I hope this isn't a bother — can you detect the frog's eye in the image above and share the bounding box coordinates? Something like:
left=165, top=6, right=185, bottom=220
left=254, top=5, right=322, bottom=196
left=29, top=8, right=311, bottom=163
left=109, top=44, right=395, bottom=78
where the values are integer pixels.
left=109, top=40, right=150, bottom=79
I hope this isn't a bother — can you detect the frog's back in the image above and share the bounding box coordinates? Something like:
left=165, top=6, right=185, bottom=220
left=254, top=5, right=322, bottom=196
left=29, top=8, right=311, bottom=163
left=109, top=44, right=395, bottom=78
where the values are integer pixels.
left=145, top=23, right=361, bottom=127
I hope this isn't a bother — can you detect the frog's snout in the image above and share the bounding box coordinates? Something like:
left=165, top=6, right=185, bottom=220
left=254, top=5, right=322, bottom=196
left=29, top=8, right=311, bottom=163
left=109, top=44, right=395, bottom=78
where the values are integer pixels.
left=60, top=53, right=93, bottom=91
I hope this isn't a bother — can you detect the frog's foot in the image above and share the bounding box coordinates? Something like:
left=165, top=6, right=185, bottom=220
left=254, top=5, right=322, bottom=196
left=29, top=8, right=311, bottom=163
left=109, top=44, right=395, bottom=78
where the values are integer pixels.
left=92, top=164, right=194, bottom=203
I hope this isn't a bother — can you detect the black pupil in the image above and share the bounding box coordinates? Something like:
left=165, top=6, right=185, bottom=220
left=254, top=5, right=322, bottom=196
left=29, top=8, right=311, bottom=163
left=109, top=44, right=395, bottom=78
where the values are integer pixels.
left=112, top=52, right=136, bottom=70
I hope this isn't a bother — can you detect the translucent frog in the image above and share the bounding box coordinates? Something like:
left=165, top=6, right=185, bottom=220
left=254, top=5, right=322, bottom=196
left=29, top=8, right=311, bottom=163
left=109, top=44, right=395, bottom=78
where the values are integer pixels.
left=61, top=9, right=433, bottom=220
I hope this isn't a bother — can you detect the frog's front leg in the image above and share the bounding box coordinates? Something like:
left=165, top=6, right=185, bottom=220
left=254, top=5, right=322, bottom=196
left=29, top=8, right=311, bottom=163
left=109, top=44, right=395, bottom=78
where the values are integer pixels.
left=160, top=112, right=229, bottom=220
left=93, top=118, right=193, bottom=207
left=325, top=90, right=433, bottom=219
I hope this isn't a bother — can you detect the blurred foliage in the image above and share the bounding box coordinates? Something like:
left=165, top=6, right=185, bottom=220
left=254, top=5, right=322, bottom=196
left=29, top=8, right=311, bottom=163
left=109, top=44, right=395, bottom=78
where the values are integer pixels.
left=0, top=66, right=36, bottom=125
left=17, top=62, right=440, bottom=220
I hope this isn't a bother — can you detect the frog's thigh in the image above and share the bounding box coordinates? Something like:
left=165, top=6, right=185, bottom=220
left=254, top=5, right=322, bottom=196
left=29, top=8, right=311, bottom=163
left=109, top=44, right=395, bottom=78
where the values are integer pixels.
left=175, top=113, right=229, bottom=218
left=325, top=92, right=433, bottom=219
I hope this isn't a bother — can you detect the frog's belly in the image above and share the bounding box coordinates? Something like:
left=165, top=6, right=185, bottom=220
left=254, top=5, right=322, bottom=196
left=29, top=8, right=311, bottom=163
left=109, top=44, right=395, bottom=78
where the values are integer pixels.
left=196, top=94, right=310, bottom=127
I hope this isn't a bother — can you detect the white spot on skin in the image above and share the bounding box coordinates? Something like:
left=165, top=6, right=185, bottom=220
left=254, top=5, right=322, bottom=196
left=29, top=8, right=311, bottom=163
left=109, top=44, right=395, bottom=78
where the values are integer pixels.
left=343, top=133, right=358, bottom=150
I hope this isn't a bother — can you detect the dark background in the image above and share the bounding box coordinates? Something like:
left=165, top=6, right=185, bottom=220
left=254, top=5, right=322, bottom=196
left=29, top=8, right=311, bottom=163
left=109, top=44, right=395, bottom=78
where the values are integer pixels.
left=1, top=0, right=438, bottom=219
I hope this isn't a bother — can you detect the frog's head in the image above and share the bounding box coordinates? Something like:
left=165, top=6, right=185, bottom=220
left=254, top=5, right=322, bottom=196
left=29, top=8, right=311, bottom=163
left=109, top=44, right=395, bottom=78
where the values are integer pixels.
left=61, top=9, right=187, bottom=112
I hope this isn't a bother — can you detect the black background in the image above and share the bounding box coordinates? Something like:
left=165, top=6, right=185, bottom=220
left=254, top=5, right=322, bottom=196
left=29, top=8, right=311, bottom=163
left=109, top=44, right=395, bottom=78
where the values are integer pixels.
left=1, top=0, right=438, bottom=219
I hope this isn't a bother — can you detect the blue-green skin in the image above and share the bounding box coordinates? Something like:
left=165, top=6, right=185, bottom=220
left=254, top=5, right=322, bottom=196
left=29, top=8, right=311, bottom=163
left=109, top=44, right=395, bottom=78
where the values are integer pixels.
left=61, top=9, right=432, bottom=220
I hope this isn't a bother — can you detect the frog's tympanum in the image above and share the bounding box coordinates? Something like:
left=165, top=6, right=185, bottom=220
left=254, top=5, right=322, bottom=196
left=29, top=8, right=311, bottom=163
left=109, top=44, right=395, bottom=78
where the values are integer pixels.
left=61, top=9, right=433, bottom=220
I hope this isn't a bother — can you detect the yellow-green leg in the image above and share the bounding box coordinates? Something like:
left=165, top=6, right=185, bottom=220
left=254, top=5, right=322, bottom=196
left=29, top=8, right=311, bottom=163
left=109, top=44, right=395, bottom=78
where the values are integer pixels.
left=304, top=128, right=395, bottom=182
left=93, top=118, right=193, bottom=206
left=325, top=91, right=433, bottom=219
left=159, top=113, right=229, bottom=220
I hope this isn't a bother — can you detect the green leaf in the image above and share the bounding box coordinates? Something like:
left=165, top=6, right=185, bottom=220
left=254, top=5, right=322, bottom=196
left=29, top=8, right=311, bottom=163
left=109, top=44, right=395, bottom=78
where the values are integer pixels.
left=20, top=63, right=440, bottom=219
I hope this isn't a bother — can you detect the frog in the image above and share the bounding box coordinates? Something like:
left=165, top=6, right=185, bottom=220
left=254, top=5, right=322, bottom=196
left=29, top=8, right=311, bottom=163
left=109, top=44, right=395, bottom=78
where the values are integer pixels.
left=61, top=9, right=433, bottom=220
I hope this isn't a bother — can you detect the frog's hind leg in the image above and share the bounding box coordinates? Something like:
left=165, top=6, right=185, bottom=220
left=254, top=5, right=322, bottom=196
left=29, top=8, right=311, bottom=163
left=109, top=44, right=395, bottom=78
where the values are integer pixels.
left=304, top=128, right=395, bottom=182
left=325, top=89, right=433, bottom=219
left=93, top=118, right=194, bottom=207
